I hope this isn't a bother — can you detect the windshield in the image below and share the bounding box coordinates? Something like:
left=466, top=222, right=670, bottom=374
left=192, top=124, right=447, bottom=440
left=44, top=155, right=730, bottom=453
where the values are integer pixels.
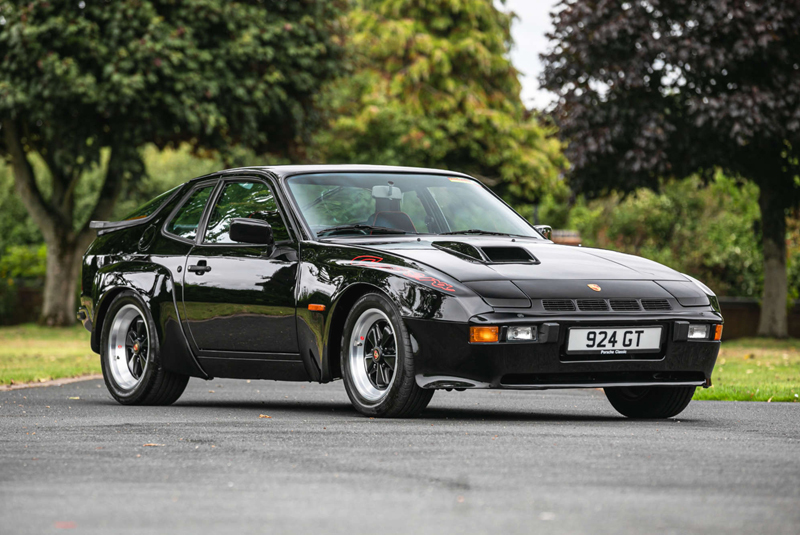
left=285, top=173, right=542, bottom=239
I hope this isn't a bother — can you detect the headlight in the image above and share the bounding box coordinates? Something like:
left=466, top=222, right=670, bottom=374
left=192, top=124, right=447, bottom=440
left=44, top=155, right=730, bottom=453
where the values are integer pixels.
left=507, top=326, right=535, bottom=341
left=688, top=324, right=710, bottom=339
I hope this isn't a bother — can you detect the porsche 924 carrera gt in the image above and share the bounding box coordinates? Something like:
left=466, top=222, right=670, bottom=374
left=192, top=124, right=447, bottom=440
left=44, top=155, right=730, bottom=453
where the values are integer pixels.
left=78, top=165, right=723, bottom=418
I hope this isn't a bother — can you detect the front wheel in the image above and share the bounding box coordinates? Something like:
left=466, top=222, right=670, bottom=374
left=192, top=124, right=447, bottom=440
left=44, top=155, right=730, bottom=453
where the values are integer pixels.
left=100, top=292, right=189, bottom=405
left=604, top=385, right=696, bottom=419
left=341, top=293, right=433, bottom=418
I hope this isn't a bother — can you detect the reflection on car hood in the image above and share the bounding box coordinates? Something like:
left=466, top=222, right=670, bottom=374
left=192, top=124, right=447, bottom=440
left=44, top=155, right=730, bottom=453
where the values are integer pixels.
left=340, top=236, right=687, bottom=283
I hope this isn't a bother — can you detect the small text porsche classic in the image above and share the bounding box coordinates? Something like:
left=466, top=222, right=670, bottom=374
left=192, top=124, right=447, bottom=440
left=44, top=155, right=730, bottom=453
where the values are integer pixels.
left=78, top=165, right=723, bottom=418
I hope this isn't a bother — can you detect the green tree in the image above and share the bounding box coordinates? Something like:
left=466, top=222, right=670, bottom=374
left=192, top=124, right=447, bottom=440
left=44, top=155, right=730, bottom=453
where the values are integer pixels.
left=312, top=0, right=567, bottom=208
left=0, top=0, right=345, bottom=325
left=541, top=0, right=800, bottom=337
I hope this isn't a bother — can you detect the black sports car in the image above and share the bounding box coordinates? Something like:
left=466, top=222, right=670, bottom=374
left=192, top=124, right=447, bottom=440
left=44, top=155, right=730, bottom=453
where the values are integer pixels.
left=78, top=165, right=722, bottom=418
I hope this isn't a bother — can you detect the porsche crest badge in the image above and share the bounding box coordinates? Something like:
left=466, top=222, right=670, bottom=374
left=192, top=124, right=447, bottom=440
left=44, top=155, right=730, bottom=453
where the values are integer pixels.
left=587, top=284, right=602, bottom=292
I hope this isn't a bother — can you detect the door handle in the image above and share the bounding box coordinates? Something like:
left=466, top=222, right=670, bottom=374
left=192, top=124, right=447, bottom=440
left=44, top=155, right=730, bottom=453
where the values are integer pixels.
left=188, top=261, right=211, bottom=274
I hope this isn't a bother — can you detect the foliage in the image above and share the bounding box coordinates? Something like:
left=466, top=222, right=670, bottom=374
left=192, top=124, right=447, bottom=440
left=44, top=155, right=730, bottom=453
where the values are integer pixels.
left=0, top=0, right=346, bottom=324
left=541, top=0, right=800, bottom=195
left=541, top=0, right=800, bottom=336
left=0, top=164, right=41, bottom=253
left=312, top=0, right=568, bottom=207
left=566, top=174, right=767, bottom=298
left=0, top=244, right=46, bottom=280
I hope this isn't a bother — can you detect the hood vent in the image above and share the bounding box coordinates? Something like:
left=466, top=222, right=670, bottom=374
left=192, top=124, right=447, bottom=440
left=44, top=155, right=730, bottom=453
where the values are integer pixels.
left=432, top=241, right=484, bottom=261
left=433, top=242, right=539, bottom=264
left=480, top=246, right=538, bottom=264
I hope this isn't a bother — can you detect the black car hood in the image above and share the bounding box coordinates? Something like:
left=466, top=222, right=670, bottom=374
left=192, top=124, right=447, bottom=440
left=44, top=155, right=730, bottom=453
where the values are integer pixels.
left=342, top=236, right=687, bottom=283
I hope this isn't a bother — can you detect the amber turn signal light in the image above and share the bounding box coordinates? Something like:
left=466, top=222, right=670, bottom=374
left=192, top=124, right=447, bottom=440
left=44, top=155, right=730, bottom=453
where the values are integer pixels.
left=714, top=324, right=723, bottom=341
left=308, top=304, right=326, bottom=312
left=470, top=326, right=499, bottom=343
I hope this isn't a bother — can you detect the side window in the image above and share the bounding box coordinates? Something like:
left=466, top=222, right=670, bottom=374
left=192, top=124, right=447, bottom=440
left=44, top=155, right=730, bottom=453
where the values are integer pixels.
left=165, top=185, right=214, bottom=241
left=204, top=181, right=290, bottom=244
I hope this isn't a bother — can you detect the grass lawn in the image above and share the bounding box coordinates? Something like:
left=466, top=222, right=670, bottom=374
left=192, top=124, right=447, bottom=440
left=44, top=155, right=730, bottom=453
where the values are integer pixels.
left=0, top=324, right=798, bottom=402
left=693, top=338, right=800, bottom=402
left=0, top=323, right=98, bottom=385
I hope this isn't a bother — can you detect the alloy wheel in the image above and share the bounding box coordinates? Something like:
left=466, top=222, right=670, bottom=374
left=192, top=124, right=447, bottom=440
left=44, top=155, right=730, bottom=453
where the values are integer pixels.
left=106, top=304, right=149, bottom=390
left=348, top=308, right=398, bottom=401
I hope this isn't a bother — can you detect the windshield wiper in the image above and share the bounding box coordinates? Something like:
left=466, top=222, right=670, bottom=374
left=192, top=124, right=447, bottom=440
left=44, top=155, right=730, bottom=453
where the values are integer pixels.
left=440, top=229, right=513, bottom=236
left=316, top=224, right=410, bottom=237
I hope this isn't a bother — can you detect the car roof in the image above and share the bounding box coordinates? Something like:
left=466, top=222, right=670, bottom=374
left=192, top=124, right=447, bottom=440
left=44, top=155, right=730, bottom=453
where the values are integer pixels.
left=207, top=164, right=475, bottom=181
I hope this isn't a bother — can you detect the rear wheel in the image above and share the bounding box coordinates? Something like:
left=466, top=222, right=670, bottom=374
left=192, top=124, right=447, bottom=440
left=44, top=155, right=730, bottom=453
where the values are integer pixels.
left=604, top=385, right=696, bottom=419
left=101, top=292, right=189, bottom=405
left=341, top=293, right=433, bottom=417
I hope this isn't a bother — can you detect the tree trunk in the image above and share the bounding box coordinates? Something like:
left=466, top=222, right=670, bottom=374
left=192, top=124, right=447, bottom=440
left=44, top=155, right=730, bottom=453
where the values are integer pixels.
left=40, top=234, right=85, bottom=327
left=3, top=118, right=131, bottom=327
left=757, top=189, right=789, bottom=338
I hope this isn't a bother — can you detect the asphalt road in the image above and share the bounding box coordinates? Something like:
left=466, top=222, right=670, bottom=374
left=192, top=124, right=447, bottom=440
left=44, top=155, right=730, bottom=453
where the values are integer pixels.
left=1, top=378, right=798, bottom=535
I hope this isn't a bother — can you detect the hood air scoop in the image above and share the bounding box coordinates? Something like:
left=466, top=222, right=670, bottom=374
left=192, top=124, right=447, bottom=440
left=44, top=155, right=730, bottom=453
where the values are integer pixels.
left=432, top=241, right=539, bottom=264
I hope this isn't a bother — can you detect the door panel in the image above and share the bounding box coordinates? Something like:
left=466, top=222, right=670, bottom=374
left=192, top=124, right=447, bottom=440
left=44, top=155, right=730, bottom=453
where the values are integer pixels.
left=179, top=178, right=299, bottom=355
left=182, top=246, right=298, bottom=353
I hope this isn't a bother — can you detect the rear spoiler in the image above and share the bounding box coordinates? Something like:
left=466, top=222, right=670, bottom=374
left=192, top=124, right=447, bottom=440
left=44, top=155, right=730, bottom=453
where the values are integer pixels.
left=89, top=219, right=151, bottom=236
left=88, top=185, right=185, bottom=235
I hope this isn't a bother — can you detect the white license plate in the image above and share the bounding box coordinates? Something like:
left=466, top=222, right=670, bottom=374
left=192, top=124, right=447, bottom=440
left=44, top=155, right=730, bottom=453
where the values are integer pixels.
left=567, top=326, right=662, bottom=355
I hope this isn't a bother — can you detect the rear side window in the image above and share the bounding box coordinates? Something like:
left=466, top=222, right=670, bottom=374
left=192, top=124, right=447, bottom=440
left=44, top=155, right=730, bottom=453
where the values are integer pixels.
left=204, top=181, right=290, bottom=244
left=165, top=186, right=214, bottom=241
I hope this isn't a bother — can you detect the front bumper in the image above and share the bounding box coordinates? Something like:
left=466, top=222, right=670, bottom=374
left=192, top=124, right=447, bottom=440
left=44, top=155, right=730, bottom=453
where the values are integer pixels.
left=405, top=315, right=721, bottom=390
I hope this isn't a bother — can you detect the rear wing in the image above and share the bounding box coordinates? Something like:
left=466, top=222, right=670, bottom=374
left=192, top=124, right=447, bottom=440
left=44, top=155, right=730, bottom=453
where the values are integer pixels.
left=88, top=185, right=185, bottom=235
left=89, top=218, right=151, bottom=236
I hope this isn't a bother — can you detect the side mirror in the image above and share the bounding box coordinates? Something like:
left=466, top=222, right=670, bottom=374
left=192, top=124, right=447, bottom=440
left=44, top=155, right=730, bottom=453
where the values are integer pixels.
left=534, top=225, right=552, bottom=240
left=230, top=218, right=274, bottom=245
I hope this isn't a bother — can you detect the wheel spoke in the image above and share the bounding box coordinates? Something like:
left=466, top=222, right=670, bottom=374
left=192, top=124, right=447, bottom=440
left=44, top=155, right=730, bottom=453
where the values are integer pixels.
left=381, top=364, right=392, bottom=386
left=367, top=325, right=379, bottom=349
left=382, top=356, right=395, bottom=371
left=378, top=324, right=393, bottom=348
left=135, top=319, right=146, bottom=338
left=369, top=365, right=379, bottom=383
left=137, top=354, right=147, bottom=377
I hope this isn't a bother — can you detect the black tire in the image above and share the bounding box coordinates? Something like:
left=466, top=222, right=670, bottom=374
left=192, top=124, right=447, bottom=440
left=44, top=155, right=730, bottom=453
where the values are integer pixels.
left=604, top=385, right=696, bottom=419
left=100, top=291, right=189, bottom=405
left=341, top=293, right=434, bottom=418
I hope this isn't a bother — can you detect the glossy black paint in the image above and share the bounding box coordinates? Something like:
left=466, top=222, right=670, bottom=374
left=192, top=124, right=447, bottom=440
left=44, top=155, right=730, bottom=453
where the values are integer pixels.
left=79, top=165, right=722, bottom=389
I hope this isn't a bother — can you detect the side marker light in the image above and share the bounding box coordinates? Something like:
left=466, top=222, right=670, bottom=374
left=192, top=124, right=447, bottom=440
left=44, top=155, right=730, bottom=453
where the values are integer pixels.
left=714, top=324, right=723, bottom=341
left=308, top=304, right=326, bottom=312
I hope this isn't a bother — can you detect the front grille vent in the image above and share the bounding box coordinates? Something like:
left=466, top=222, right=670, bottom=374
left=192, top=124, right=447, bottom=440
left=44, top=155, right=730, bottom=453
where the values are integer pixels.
left=609, top=299, right=641, bottom=311
left=542, top=299, right=576, bottom=312
left=577, top=299, right=609, bottom=311
left=641, top=299, right=671, bottom=311
left=541, top=298, right=674, bottom=312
